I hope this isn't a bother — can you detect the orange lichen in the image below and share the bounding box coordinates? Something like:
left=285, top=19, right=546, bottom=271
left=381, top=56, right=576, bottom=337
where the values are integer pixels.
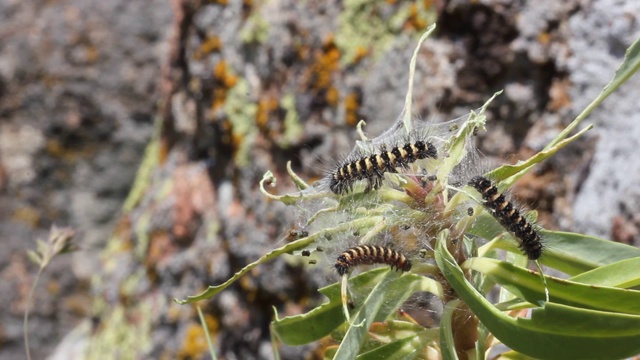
left=325, top=86, right=340, bottom=107
left=344, top=90, right=363, bottom=127
left=538, top=31, right=551, bottom=45
left=194, top=35, right=221, bottom=59
left=256, top=97, right=280, bottom=130
left=211, top=61, right=238, bottom=111
left=351, top=46, right=369, bottom=65
left=307, top=36, right=341, bottom=93
left=178, top=324, right=209, bottom=359
left=406, top=3, right=429, bottom=31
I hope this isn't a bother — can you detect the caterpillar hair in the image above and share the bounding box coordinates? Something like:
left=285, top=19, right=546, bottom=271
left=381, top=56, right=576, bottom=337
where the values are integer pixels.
left=335, top=245, right=412, bottom=276
left=468, top=176, right=543, bottom=260
left=329, top=139, right=437, bottom=195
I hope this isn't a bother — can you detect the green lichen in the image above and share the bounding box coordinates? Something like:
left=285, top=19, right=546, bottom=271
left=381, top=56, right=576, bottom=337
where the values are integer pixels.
left=224, top=79, right=258, bottom=167
left=241, top=11, right=270, bottom=44
left=279, top=93, right=303, bottom=148
left=122, top=116, right=163, bottom=212
left=335, top=0, right=436, bottom=65
left=86, top=302, right=152, bottom=359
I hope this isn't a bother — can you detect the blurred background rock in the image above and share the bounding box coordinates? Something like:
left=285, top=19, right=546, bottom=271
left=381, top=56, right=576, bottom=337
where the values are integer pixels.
left=0, top=0, right=639, bottom=359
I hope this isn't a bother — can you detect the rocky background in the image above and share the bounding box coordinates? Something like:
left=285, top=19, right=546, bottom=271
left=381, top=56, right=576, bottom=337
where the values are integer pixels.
left=1, top=0, right=639, bottom=359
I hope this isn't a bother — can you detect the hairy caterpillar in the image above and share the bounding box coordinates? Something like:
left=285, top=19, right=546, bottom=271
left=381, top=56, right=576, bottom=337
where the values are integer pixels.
left=468, top=176, right=543, bottom=260
left=335, top=245, right=412, bottom=275
left=329, top=139, right=437, bottom=195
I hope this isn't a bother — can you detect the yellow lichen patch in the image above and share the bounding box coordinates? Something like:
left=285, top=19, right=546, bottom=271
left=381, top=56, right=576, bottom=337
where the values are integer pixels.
left=344, top=90, right=363, bottom=127
left=211, top=61, right=238, bottom=111
left=194, top=35, right=221, bottom=60
left=178, top=324, right=209, bottom=359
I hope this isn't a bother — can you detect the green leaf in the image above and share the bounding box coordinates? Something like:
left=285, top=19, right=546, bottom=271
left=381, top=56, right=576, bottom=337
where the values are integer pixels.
left=490, top=36, right=640, bottom=186
left=333, top=271, right=443, bottom=359
left=547, top=35, right=640, bottom=151
left=438, top=92, right=499, bottom=194
left=569, top=257, right=640, bottom=288
left=540, top=230, right=640, bottom=276
left=26, top=250, right=42, bottom=266
left=357, top=332, right=427, bottom=360
left=272, top=268, right=442, bottom=346
left=367, top=320, right=437, bottom=344
left=440, top=299, right=461, bottom=360
left=487, top=125, right=592, bottom=187
left=435, top=230, right=640, bottom=360
left=272, top=268, right=389, bottom=345
left=356, top=321, right=437, bottom=360
left=465, top=257, right=640, bottom=315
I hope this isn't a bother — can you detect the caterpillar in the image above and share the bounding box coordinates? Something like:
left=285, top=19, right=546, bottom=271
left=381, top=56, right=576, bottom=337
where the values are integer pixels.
left=329, top=140, right=437, bottom=195
left=468, top=176, right=543, bottom=260
left=335, top=245, right=412, bottom=276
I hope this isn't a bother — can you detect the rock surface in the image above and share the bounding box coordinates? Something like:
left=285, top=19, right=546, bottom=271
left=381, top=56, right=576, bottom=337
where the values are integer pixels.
left=0, top=0, right=638, bottom=358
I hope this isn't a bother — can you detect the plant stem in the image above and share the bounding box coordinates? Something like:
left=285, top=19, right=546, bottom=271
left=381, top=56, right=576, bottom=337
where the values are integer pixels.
left=24, top=265, right=44, bottom=360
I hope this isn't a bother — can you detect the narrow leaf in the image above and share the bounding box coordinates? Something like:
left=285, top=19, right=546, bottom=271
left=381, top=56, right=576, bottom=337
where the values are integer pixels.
left=465, top=257, right=640, bottom=315
left=440, top=299, right=461, bottom=360
left=569, top=257, right=640, bottom=288
left=435, top=230, right=640, bottom=360
left=540, top=230, right=640, bottom=275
